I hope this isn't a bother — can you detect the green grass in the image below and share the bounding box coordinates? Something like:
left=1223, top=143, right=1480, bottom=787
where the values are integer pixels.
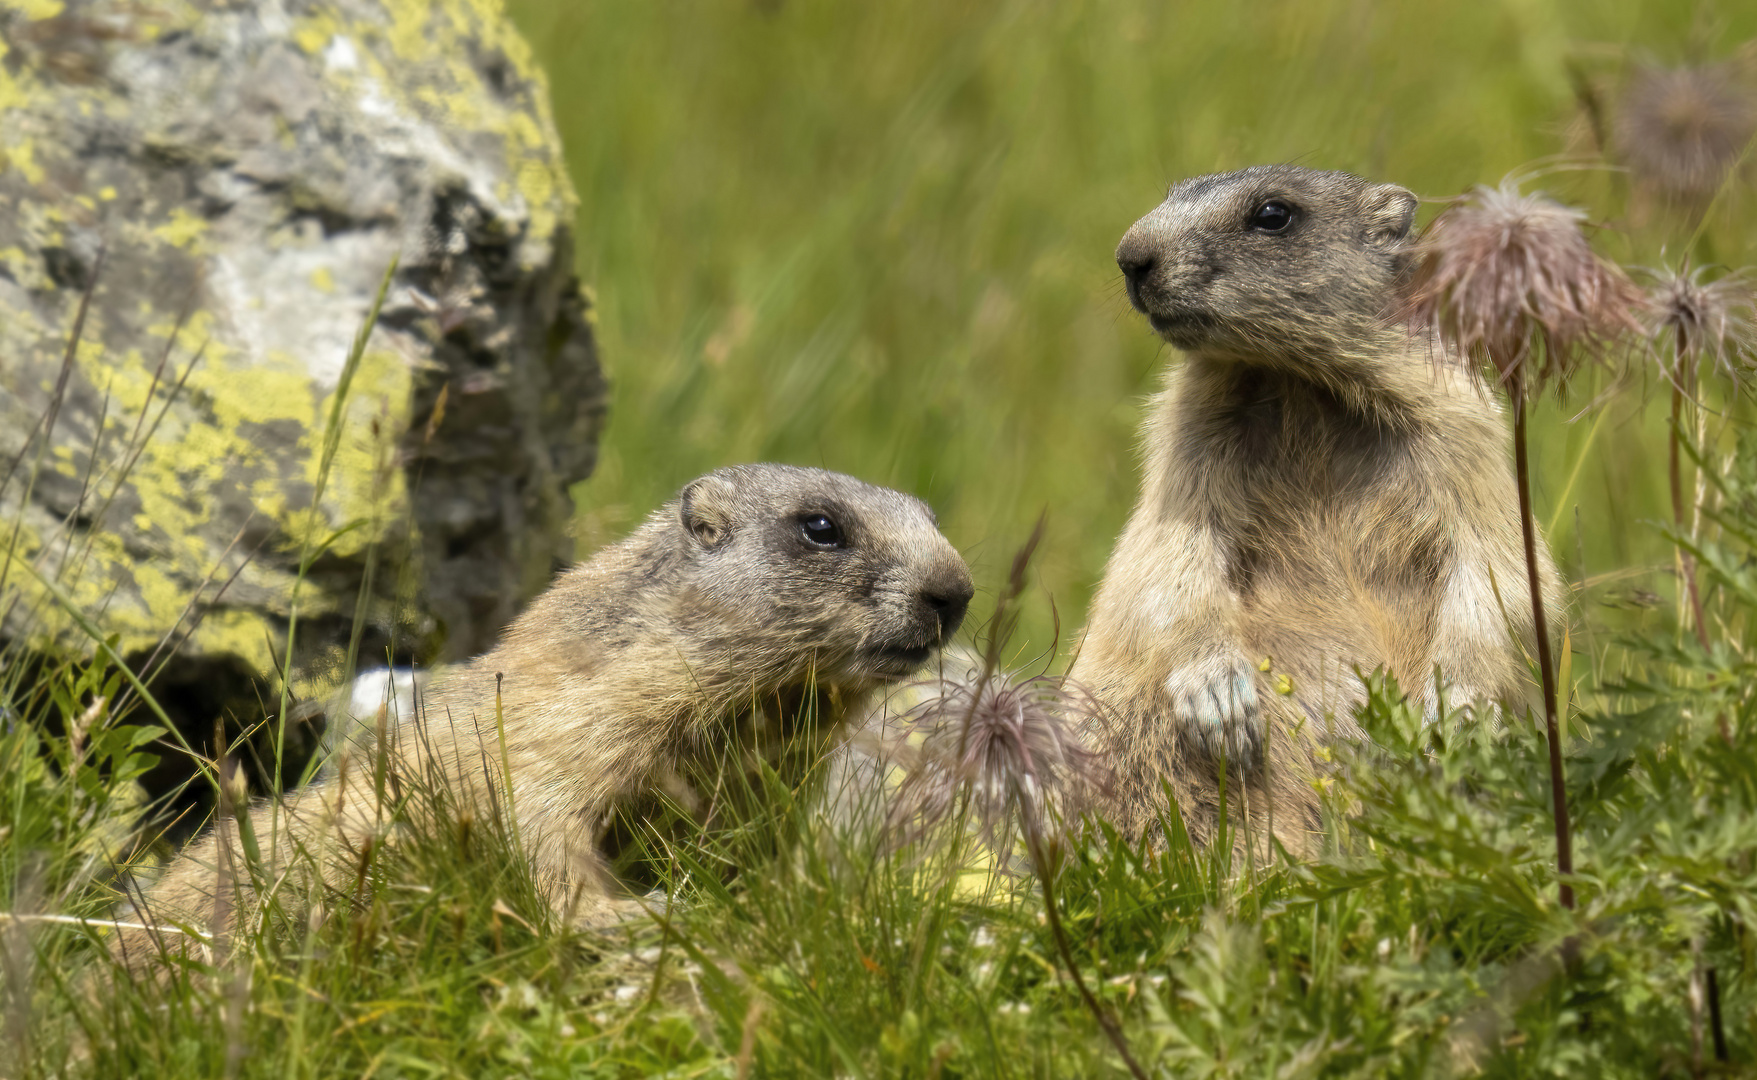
left=6, top=0, right=1757, bottom=1076
left=510, top=0, right=1755, bottom=649
left=6, top=616, right=1756, bottom=1076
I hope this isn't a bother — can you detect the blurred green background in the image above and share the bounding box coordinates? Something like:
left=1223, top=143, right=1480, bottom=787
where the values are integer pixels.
left=505, top=0, right=1757, bottom=656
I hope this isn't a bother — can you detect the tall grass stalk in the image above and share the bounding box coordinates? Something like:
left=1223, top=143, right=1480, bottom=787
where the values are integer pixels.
left=272, top=257, right=398, bottom=813
left=0, top=255, right=99, bottom=611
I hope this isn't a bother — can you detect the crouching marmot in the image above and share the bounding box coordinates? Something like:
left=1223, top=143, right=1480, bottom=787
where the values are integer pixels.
left=117, top=464, right=973, bottom=968
left=1072, top=165, right=1561, bottom=852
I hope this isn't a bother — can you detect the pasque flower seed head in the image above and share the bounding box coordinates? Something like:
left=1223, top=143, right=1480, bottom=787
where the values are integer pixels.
left=1404, top=178, right=1643, bottom=396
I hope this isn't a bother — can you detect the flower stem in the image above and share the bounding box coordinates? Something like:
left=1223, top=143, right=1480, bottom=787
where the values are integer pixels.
left=1513, top=384, right=1574, bottom=911
left=1669, top=380, right=1711, bottom=651
left=1025, top=827, right=1149, bottom=1080
left=1667, top=362, right=1731, bottom=747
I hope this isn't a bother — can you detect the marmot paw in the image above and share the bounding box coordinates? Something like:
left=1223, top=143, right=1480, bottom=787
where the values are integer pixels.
left=1165, top=652, right=1262, bottom=762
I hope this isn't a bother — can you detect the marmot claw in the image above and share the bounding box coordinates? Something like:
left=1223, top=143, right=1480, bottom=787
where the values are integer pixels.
left=1165, top=652, right=1262, bottom=761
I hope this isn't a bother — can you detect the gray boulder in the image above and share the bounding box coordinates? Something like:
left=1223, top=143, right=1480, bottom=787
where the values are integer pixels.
left=0, top=0, right=604, bottom=745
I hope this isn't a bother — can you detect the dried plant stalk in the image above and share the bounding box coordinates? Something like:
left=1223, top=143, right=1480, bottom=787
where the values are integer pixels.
left=880, top=519, right=1138, bottom=1078
left=1640, top=263, right=1756, bottom=674
left=1405, top=176, right=1644, bottom=912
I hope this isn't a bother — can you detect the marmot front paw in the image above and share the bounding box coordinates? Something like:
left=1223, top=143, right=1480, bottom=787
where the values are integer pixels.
left=1165, top=651, right=1262, bottom=762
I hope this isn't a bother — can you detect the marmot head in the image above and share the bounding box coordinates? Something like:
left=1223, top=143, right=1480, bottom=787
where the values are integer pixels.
left=1116, top=165, right=1417, bottom=363
left=671, top=464, right=974, bottom=693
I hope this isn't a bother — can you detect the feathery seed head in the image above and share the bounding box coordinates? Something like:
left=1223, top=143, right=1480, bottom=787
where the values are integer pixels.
left=1615, top=63, right=1756, bottom=208
left=880, top=516, right=1108, bottom=867
left=1404, top=178, right=1644, bottom=395
left=883, top=665, right=1108, bottom=864
left=1640, top=263, right=1757, bottom=385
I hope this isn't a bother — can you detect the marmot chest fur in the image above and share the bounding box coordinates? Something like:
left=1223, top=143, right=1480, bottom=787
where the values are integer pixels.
left=1071, top=165, right=1559, bottom=848
left=122, top=464, right=973, bottom=966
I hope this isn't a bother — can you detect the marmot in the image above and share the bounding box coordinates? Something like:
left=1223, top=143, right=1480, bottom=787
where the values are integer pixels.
left=1070, top=165, right=1561, bottom=851
left=117, top=464, right=973, bottom=967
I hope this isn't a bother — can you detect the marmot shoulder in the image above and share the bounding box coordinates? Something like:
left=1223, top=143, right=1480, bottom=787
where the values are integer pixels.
left=1072, top=165, right=1561, bottom=852
left=119, top=464, right=973, bottom=968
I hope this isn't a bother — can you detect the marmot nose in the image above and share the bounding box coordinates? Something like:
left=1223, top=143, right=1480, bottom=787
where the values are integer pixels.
left=1116, top=246, right=1155, bottom=312
left=921, top=568, right=975, bottom=641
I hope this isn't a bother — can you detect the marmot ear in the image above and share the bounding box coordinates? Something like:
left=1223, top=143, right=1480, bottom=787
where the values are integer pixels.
left=680, top=474, right=739, bottom=549
left=1361, top=184, right=1417, bottom=246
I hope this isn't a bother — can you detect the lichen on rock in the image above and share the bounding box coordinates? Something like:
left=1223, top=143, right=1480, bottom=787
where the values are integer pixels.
left=0, top=0, right=605, bottom=781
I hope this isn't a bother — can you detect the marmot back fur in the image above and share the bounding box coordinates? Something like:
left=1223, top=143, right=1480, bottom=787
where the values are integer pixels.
left=1072, top=165, right=1561, bottom=851
left=118, top=464, right=973, bottom=968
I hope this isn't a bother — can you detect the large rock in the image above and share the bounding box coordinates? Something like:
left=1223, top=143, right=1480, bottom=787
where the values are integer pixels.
left=0, top=1, right=604, bottom=739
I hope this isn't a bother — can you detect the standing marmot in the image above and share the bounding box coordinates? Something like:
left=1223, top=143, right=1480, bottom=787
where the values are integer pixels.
left=118, top=464, right=973, bottom=967
left=1071, top=165, right=1560, bottom=851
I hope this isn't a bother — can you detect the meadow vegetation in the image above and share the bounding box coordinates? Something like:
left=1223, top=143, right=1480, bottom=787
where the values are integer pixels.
left=5, top=0, right=1757, bottom=1075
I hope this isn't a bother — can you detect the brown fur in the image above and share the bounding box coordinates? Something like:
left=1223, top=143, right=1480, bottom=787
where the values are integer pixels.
left=1071, top=166, right=1562, bottom=853
left=116, top=464, right=972, bottom=970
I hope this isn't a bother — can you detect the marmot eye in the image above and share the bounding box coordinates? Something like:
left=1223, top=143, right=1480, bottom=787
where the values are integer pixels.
left=800, top=514, right=844, bottom=548
left=1250, top=200, right=1294, bottom=233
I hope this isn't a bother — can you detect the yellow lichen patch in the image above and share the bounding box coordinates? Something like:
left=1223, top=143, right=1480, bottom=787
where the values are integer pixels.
left=292, top=10, right=342, bottom=57
left=194, top=349, right=317, bottom=431
left=0, top=247, right=30, bottom=284
left=126, top=559, right=196, bottom=641
left=143, top=310, right=213, bottom=364
left=46, top=533, right=155, bottom=655
left=516, top=163, right=557, bottom=245
left=32, top=318, right=416, bottom=681
left=0, top=0, right=66, bottom=20
left=310, top=266, right=336, bottom=294
left=367, top=0, right=574, bottom=249
left=185, top=608, right=278, bottom=678
left=481, top=0, right=539, bottom=81
left=414, top=83, right=484, bottom=132
left=98, top=342, right=179, bottom=421
left=7, top=493, right=269, bottom=679
left=0, top=143, right=46, bottom=185
left=308, top=347, right=414, bottom=557
left=383, top=0, right=438, bottom=62
left=248, top=480, right=291, bottom=528
left=501, top=108, right=568, bottom=257
left=152, top=208, right=210, bottom=252
left=11, top=201, right=67, bottom=262
left=278, top=507, right=331, bottom=558
left=73, top=334, right=106, bottom=370
left=0, top=30, right=44, bottom=183
left=125, top=439, right=225, bottom=566
left=75, top=340, right=273, bottom=561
